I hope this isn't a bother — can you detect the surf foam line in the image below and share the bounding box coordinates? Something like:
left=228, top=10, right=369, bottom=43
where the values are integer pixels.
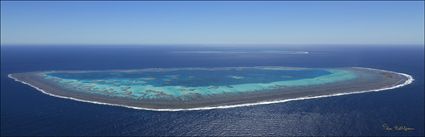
left=8, top=67, right=414, bottom=112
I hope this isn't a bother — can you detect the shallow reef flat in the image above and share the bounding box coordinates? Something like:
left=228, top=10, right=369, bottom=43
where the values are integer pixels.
left=9, top=66, right=413, bottom=111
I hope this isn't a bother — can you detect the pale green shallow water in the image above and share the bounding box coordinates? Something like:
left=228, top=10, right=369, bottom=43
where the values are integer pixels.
left=41, top=67, right=356, bottom=100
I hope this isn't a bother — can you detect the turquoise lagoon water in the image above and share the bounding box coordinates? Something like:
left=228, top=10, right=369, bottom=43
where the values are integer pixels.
left=41, top=67, right=356, bottom=100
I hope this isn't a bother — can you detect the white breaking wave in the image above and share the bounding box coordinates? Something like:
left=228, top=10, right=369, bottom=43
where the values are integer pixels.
left=8, top=67, right=414, bottom=112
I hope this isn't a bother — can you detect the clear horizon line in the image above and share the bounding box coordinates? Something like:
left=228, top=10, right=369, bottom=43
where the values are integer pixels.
left=1, top=43, right=424, bottom=47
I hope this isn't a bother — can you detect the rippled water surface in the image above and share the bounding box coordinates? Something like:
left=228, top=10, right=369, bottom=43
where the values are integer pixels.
left=1, top=46, right=423, bottom=136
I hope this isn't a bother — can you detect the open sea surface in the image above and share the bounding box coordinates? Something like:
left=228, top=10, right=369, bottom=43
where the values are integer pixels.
left=1, top=45, right=424, bottom=136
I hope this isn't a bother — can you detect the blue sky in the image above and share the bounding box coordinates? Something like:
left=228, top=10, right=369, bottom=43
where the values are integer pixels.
left=1, top=1, right=424, bottom=46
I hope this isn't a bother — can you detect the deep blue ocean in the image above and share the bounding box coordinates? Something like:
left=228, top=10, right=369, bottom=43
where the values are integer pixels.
left=1, top=45, right=424, bottom=136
